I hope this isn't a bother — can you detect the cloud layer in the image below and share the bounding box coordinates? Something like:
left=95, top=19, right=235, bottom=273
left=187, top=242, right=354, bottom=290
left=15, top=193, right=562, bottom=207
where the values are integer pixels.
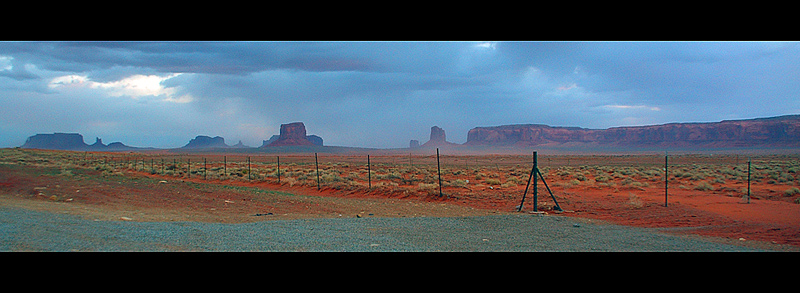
left=2, top=41, right=798, bottom=149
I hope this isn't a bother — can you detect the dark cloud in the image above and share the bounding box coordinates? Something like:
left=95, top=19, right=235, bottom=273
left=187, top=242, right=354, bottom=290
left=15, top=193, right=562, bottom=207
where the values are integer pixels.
left=1, top=41, right=799, bottom=148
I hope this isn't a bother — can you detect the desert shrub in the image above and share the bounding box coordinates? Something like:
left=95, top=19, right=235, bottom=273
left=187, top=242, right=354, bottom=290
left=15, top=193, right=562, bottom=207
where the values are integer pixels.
left=595, top=175, right=610, bottom=183
left=627, top=193, right=644, bottom=209
left=484, top=178, right=501, bottom=185
left=620, top=177, right=634, bottom=185
left=380, top=171, right=403, bottom=180
left=506, top=176, right=525, bottom=185
left=321, top=173, right=344, bottom=183
left=95, top=164, right=113, bottom=172
left=417, top=183, right=437, bottom=190
left=784, top=187, right=800, bottom=197
left=445, top=179, right=469, bottom=188
left=346, top=172, right=362, bottom=180
left=556, top=169, right=571, bottom=177
left=694, top=181, right=714, bottom=191
left=501, top=181, right=517, bottom=188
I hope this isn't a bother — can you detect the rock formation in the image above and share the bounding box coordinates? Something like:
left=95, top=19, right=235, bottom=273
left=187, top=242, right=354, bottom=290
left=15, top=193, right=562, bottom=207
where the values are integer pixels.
left=231, top=140, right=249, bottom=148
left=181, top=135, right=229, bottom=149
left=22, top=133, right=88, bottom=150
left=409, top=140, right=420, bottom=148
left=264, top=122, right=322, bottom=147
left=306, top=135, right=323, bottom=146
left=21, top=133, right=136, bottom=151
left=421, top=126, right=458, bottom=148
left=464, top=115, right=800, bottom=149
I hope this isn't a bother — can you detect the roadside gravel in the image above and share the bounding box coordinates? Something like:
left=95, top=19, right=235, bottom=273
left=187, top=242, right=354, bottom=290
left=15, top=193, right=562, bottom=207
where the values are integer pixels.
left=0, top=206, right=775, bottom=252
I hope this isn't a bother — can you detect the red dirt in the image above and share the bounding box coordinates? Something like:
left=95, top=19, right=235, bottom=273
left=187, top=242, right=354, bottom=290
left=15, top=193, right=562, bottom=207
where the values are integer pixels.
left=1, top=150, right=798, bottom=250
left=133, top=167, right=800, bottom=249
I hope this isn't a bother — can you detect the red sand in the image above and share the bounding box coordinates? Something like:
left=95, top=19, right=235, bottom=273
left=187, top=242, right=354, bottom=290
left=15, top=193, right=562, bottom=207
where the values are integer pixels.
left=1, top=151, right=798, bottom=250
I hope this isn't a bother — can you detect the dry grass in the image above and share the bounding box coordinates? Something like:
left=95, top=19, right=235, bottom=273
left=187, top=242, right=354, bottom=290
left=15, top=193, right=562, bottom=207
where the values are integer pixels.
left=627, top=193, right=644, bottom=209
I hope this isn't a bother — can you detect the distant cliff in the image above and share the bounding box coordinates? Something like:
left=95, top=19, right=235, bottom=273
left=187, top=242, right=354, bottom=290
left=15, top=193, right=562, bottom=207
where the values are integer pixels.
left=464, top=115, right=800, bottom=149
left=21, top=133, right=138, bottom=151
left=181, top=135, right=229, bottom=149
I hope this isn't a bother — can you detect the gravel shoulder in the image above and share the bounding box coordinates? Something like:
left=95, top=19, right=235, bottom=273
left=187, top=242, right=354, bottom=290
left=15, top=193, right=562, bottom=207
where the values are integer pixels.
left=0, top=205, right=780, bottom=252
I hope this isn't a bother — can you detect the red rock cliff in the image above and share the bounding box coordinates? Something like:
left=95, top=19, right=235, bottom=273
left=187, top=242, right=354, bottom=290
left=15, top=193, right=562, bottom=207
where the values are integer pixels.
left=464, top=115, right=800, bottom=148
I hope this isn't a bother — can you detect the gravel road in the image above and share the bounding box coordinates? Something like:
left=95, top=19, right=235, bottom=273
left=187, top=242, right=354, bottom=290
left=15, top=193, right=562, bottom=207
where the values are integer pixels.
left=0, top=206, right=774, bottom=252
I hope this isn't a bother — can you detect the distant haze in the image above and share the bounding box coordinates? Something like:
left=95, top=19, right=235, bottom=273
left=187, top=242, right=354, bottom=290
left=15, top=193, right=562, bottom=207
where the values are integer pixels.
left=2, top=41, right=799, bottom=149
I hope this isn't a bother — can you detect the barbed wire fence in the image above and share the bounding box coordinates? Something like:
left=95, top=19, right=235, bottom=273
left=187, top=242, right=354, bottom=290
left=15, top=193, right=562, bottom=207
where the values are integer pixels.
left=8, top=147, right=800, bottom=211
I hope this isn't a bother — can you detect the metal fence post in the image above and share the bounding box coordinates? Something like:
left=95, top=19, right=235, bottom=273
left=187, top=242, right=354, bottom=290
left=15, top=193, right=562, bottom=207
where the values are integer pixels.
left=437, top=148, right=443, bottom=197
left=532, top=151, right=538, bottom=212
left=665, top=153, right=669, bottom=207
left=315, top=153, right=320, bottom=190
left=747, top=157, right=751, bottom=204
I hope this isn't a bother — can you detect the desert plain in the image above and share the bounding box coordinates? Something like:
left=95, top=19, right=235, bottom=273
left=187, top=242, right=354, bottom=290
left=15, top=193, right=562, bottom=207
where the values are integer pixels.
left=1, top=147, right=799, bottom=251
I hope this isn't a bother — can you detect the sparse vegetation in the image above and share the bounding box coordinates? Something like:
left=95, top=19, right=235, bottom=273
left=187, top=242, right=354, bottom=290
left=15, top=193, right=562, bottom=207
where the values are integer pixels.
left=785, top=187, right=800, bottom=197
left=627, top=193, right=644, bottom=209
left=2, top=148, right=799, bottom=208
left=694, top=181, right=715, bottom=191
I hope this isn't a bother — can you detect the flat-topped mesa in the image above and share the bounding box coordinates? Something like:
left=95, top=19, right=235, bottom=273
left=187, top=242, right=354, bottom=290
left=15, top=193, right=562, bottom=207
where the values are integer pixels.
left=266, top=122, right=317, bottom=146
left=464, top=115, right=800, bottom=148
left=22, top=133, right=88, bottom=150
left=182, top=135, right=229, bottom=149
left=20, top=132, right=136, bottom=151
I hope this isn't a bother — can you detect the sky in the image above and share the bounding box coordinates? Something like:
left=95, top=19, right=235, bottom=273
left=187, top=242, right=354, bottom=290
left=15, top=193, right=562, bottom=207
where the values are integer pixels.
left=1, top=41, right=799, bottom=149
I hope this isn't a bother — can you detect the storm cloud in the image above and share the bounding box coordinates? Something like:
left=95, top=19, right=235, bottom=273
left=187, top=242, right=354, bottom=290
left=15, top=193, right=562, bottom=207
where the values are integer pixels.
left=2, top=41, right=798, bottom=149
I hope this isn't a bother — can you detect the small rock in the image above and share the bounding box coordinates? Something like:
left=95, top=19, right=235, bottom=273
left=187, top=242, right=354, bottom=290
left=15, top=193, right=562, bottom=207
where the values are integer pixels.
left=120, top=216, right=133, bottom=221
left=573, top=223, right=581, bottom=227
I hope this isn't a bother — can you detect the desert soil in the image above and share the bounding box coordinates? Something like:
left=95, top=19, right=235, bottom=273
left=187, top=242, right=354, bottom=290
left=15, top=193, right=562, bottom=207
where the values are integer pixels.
left=1, top=150, right=799, bottom=252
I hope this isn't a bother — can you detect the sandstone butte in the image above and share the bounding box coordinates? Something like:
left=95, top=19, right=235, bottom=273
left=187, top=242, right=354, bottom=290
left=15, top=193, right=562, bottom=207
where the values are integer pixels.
left=420, top=126, right=459, bottom=148
left=265, top=122, right=316, bottom=147
left=181, top=135, right=228, bottom=149
left=18, top=115, right=800, bottom=151
left=21, top=133, right=137, bottom=151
